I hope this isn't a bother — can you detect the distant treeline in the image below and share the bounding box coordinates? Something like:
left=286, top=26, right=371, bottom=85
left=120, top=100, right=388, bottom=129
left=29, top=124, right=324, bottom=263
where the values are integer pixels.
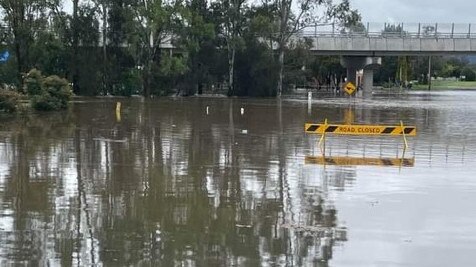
left=375, top=56, right=476, bottom=88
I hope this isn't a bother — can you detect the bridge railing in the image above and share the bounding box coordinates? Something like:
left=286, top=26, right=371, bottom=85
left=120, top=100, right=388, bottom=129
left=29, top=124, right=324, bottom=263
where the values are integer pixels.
left=300, top=22, right=476, bottom=39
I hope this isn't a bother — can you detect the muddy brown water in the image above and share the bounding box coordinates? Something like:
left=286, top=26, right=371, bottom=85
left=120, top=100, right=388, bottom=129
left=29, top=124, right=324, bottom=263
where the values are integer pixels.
left=1, top=91, right=476, bottom=266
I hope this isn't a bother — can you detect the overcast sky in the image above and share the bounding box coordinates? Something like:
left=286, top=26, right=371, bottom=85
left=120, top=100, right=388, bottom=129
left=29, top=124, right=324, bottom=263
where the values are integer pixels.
left=350, top=0, right=475, bottom=23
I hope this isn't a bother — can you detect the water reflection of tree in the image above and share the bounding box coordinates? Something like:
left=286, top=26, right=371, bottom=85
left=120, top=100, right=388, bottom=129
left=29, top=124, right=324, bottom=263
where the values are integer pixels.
left=60, top=99, right=345, bottom=265
left=0, top=111, right=76, bottom=265
left=0, top=99, right=348, bottom=265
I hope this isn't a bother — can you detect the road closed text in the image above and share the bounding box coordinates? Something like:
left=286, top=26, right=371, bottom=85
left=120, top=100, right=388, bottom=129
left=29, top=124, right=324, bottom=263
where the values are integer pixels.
left=337, top=126, right=382, bottom=134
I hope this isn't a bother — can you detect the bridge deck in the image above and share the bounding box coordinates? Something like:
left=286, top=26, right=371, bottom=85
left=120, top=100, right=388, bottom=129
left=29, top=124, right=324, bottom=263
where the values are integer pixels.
left=298, top=22, right=476, bottom=56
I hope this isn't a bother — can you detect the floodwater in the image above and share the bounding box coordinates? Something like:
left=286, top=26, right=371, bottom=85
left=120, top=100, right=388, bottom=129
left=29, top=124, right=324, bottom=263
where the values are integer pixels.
left=1, top=91, right=476, bottom=266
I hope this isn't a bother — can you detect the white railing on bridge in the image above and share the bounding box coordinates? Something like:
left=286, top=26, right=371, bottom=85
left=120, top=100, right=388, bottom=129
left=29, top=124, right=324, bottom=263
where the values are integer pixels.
left=300, top=22, right=476, bottom=39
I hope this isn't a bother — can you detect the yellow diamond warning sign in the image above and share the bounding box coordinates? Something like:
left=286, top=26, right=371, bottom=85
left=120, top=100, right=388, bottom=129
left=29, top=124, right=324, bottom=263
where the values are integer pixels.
left=305, top=123, right=417, bottom=136
left=343, top=82, right=356, bottom=95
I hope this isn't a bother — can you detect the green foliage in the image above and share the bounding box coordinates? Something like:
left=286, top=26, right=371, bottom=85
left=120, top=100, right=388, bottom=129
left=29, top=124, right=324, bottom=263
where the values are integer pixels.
left=396, top=56, right=411, bottom=83
left=462, top=67, right=476, bottom=81
left=24, top=69, right=73, bottom=111
left=160, top=53, right=189, bottom=77
left=0, top=88, right=20, bottom=113
left=328, top=0, right=362, bottom=31
left=0, top=54, right=20, bottom=85
left=0, top=0, right=362, bottom=97
left=42, top=75, right=73, bottom=106
left=440, top=57, right=466, bottom=78
left=284, top=41, right=314, bottom=90
left=235, top=38, right=278, bottom=97
left=115, top=70, right=141, bottom=96
left=24, top=69, right=44, bottom=95
left=374, top=57, right=398, bottom=85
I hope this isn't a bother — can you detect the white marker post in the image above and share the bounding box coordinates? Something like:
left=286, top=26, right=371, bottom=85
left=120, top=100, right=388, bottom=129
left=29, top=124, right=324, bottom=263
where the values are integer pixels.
left=307, top=91, right=312, bottom=115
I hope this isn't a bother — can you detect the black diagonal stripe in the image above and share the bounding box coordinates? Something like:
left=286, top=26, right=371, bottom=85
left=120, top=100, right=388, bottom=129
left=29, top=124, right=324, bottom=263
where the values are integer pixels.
left=306, top=125, right=320, bottom=132
left=325, top=158, right=336, bottom=165
left=404, top=127, right=415, bottom=134
left=402, top=159, right=413, bottom=166
left=381, top=159, right=394, bottom=166
left=382, top=127, right=395, bottom=134
left=326, top=126, right=338, bottom=133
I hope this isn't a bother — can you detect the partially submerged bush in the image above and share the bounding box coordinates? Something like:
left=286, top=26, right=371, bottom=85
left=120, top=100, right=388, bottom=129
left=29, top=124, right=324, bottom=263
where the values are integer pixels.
left=24, top=69, right=73, bottom=111
left=24, top=68, right=44, bottom=96
left=0, top=88, right=20, bottom=113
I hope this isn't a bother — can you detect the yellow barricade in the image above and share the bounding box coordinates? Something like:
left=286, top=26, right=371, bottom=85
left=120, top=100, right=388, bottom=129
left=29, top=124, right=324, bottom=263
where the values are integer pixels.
left=305, top=119, right=417, bottom=151
left=305, top=123, right=416, bottom=136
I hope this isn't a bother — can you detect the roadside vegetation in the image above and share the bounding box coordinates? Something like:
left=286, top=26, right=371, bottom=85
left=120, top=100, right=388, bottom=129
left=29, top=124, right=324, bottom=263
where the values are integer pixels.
left=0, top=87, right=20, bottom=113
left=0, top=69, right=73, bottom=113
left=412, top=80, right=476, bottom=90
left=374, top=25, right=476, bottom=89
left=0, top=0, right=360, bottom=100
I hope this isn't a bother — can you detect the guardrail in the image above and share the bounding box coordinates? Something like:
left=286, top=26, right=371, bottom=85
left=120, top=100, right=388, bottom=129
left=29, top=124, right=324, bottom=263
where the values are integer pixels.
left=299, top=22, right=476, bottom=39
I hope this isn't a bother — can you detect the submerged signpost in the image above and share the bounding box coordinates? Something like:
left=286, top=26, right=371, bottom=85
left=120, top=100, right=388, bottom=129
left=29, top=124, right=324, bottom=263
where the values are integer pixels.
left=343, top=82, right=357, bottom=96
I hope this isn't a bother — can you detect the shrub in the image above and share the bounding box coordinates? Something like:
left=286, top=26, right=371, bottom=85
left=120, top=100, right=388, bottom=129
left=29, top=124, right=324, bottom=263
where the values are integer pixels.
left=42, top=75, right=73, bottom=109
left=462, top=67, right=476, bottom=81
left=24, top=69, right=73, bottom=111
left=24, top=68, right=44, bottom=95
left=0, top=88, right=20, bottom=113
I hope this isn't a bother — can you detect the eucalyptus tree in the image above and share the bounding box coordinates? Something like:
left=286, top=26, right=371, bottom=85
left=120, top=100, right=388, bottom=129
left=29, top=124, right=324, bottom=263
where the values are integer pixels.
left=176, top=0, right=215, bottom=95
left=232, top=3, right=278, bottom=96
left=211, top=0, right=247, bottom=96
left=105, top=0, right=138, bottom=95
left=70, top=0, right=80, bottom=93
left=273, top=0, right=327, bottom=96
left=126, top=0, right=181, bottom=96
left=0, top=0, right=52, bottom=82
left=90, top=0, right=110, bottom=93
left=274, top=0, right=359, bottom=96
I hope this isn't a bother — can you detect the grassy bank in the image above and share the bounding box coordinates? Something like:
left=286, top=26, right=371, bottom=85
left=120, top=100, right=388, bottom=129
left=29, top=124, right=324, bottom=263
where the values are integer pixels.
left=413, top=80, right=476, bottom=90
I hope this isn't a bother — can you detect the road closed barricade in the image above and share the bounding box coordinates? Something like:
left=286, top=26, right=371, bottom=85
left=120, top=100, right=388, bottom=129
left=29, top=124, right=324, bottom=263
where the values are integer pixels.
left=305, top=119, right=417, bottom=150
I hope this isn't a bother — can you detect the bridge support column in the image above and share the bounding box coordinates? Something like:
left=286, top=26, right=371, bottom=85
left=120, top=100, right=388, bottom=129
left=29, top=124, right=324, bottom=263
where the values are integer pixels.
left=363, top=68, right=374, bottom=97
left=347, top=67, right=357, bottom=86
left=341, top=56, right=382, bottom=96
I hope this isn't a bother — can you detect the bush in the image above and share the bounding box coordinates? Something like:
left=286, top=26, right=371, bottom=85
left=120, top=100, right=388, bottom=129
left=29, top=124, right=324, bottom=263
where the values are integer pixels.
left=382, top=82, right=394, bottom=88
left=0, top=88, right=20, bottom=113
left=42, top=75, right=73, bottom=108
left=24, top=68, right=44, bottom=95
left=462, top=67, right=476, bottom=81
left=24, top=69, right=73, bottom=111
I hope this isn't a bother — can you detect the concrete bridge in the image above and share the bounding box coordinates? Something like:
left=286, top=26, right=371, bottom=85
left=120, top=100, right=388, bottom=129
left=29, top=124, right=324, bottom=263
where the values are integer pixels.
left=295, top=23, right=476, bottom=94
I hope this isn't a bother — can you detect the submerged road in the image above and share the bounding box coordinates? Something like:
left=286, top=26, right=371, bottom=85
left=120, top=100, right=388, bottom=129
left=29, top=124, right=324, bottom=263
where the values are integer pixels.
left=0, top=91, right=475, bottom=266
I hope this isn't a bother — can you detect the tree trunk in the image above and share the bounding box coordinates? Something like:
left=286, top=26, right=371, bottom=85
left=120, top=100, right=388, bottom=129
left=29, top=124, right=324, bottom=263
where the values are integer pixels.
left=14, top=40, right=22, bottom=84
left=277, top=0, right=289, bottom=98
left=228, top=48, right=236, bottom=96
left=144, top=58, right=152, bottom=97
left=11, top=3, right=26, bottom=84
left=72, top=0, right=80, bottom=94
left=102, top=3, right=108, bottom=95
left=277, top=47, right=285, bottom=97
